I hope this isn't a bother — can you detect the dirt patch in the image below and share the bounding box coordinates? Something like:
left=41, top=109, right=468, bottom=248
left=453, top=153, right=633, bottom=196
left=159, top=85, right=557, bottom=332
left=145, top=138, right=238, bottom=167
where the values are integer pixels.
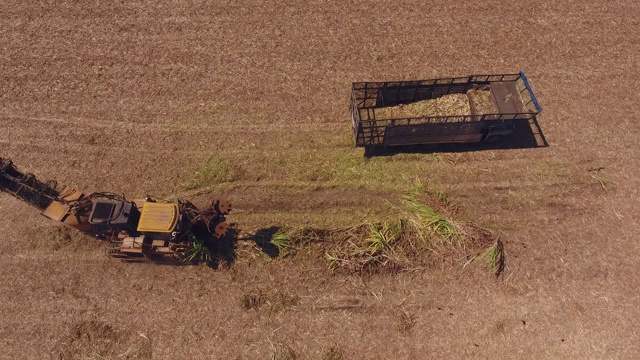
left=23, top=225, right=102, bottom=252
left=55, top=319, right=152, bottom=360
left=241, top=288, right=301, bottom=312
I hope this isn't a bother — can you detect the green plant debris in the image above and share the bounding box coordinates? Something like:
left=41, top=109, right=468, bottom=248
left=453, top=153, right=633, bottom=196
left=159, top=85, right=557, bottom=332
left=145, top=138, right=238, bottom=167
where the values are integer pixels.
left=402, top=195, right=460, bottom=247
left=322, top=196, right=468, bottom=273
left=364, top=220, right=402, bottom=253
left=271, top=231, right=295, bottom=257
left=250, top=191, right=503, bottom=275
left=181, top=231, right=212, bottom=265
left=463, top=240, right=505, bottom=277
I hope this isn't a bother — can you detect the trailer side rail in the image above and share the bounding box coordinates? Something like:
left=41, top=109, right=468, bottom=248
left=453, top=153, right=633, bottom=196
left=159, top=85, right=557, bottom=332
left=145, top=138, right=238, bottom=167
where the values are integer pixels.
left=350, top=72, right=541, bottom=147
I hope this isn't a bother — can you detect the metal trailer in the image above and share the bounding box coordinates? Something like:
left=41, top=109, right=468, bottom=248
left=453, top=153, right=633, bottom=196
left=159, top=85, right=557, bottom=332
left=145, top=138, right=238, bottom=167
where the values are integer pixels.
left=350, top=71, right=542, bottom=149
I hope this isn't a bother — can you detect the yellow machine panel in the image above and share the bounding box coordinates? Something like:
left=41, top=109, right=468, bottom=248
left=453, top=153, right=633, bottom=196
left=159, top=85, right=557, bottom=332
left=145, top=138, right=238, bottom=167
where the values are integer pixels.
left=41, top=201, right=71, bottom=222
left=41, top=187, right=84, bottom=221
left=137, top=202, right=179, bottom=233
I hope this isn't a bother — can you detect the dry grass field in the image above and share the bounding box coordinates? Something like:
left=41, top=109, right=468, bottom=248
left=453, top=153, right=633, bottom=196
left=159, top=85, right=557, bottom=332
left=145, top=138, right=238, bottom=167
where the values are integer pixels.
left=1, top=1, right=640, bottom=359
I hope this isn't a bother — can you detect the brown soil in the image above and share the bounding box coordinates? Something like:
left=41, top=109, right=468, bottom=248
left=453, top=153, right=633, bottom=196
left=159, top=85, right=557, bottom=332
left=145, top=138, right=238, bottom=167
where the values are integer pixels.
left=2, top=1, right=640, bottom=359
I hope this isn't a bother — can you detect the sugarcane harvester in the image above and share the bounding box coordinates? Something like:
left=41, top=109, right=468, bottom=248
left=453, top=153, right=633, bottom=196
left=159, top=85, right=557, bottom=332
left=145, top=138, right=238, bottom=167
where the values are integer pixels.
left=0, top=157, right=231, bottom=262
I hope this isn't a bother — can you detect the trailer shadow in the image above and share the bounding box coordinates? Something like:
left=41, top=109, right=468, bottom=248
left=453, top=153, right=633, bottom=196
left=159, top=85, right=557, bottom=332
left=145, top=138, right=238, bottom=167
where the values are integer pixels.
left=364, top=117, right=548, bottom=157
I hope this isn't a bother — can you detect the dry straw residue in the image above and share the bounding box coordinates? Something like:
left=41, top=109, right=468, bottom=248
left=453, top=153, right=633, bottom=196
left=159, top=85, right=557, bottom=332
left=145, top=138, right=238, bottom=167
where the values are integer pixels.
left=466, top=85, right=497, bottom=114
left=375, top=87, right=497, bottom=119
left=376, top=93, right=471, bottom=119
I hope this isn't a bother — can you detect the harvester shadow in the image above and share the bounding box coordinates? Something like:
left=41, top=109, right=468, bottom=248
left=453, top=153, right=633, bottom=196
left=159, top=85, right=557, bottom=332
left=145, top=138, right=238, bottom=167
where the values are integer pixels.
left=202, top=226, right=284, bottom=269
left=202, top=226, right=240, bottom=269
left=365, top=117, right=548, bottom=157
left=251, top=226, right=282, bottom=258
